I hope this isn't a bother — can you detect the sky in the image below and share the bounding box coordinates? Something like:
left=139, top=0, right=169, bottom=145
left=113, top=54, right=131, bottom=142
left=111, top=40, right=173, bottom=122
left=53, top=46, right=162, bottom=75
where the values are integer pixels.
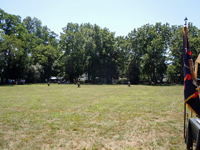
left=0, top=0, right=200, bottom=37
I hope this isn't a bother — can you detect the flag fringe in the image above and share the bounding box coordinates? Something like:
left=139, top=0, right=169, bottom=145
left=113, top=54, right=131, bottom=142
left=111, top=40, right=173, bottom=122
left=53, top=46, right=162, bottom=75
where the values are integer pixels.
left=186, top=103, right=198, bottom=116
left=184, top=93, right=195, bottom=103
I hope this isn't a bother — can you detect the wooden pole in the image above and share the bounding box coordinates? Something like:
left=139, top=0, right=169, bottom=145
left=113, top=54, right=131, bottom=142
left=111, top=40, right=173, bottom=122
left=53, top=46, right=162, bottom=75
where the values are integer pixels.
left=195, top=54, right=200, bottom=83
left=184, top=103, right=186, bottom=139
left=195, top=62, right=198, bottom=79
left=183, top=18, right=187, bottom=139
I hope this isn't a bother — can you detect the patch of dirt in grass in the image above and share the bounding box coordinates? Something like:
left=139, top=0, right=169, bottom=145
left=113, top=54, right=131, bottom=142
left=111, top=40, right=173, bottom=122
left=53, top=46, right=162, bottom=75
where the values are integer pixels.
left=1, top=115, right=185, bottom=150
left=40, top=115, right=182, bottom=149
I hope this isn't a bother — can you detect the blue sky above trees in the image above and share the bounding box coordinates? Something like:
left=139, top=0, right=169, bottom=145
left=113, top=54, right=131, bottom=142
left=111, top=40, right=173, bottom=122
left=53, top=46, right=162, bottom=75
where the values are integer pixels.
left=0, top=0, right=200, bottom=37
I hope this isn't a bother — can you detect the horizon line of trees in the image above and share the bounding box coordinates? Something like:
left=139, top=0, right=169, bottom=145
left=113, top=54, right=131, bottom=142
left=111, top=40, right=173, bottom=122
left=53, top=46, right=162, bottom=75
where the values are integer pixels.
left=1, top=8, right=200, bottom=84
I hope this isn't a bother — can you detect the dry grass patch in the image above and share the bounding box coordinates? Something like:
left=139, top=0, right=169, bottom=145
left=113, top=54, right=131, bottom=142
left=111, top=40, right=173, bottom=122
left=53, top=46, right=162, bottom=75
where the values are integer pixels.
left=0, top=84, right=187, bottom=149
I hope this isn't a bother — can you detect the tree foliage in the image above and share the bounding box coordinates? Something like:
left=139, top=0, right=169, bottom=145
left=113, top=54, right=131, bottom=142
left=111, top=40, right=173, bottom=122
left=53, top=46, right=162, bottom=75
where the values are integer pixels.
left=1, top=9, right=200, bottom=84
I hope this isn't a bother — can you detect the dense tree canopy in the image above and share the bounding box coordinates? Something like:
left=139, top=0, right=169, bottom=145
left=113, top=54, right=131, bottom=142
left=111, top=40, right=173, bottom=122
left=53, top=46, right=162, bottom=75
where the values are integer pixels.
left=1, top=8, right=200, bottom=84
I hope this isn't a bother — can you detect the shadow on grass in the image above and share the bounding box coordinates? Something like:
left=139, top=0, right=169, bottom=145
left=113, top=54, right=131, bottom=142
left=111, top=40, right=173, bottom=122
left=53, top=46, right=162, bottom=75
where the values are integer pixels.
left=0, top=83, right=45, bottom=86
left=0, top=84, right=15, bottom=87
left=0, top=83, right=183, bottom=87
left=139, top=83, right=183, bottom=86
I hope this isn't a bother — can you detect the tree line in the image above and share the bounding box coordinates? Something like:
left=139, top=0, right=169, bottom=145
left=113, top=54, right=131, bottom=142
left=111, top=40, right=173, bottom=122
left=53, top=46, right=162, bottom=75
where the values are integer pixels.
left=1, top=9, right=200, bottom=84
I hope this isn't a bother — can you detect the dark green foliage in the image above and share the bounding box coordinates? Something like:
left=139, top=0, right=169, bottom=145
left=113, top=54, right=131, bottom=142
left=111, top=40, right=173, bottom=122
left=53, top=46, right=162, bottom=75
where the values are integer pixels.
left=1, top=9, right=200, bottom=84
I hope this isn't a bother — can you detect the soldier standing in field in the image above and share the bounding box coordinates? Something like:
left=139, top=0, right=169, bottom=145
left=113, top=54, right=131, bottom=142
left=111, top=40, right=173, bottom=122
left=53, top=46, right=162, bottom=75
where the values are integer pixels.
left=128, top=81, right=131, bottom=87
left=77, top=82, right=80, bottom=88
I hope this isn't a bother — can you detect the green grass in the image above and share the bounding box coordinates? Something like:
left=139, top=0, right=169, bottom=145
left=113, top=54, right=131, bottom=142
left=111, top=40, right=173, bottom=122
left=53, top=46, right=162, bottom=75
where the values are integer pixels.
left=0, top=84, right=188, bottom=149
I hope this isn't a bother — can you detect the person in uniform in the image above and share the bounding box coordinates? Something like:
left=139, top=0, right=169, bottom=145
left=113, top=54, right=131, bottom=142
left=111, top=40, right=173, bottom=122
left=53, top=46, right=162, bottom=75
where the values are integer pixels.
left=128, top=81, right=131, bottom=87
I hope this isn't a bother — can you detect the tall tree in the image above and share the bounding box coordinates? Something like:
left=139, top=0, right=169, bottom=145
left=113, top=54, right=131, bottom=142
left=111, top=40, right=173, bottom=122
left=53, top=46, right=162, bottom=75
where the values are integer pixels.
left=60, top=23, right=86, bottom=82
left=167, top=25, right=184, bottom=83
left=0, top=9, right=21, bottom=35
left=0, top=34, right=23, bottom=83
left=115, top=36, right=129, bottom=78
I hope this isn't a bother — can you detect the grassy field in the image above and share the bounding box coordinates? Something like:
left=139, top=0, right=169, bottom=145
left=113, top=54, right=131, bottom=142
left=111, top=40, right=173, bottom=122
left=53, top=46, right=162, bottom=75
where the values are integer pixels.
left=0, top=84, right=189, bottom=149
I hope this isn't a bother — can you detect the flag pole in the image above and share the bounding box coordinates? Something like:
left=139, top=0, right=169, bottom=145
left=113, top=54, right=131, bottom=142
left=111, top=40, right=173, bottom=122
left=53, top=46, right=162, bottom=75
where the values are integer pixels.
left=183, top=17, right=188, bottom=139
left=184, top=104, right=186, bottom=138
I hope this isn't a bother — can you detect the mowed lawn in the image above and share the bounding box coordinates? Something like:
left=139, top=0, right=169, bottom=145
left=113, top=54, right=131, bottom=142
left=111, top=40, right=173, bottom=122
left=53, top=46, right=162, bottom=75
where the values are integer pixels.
left=0, top=84, right=188, bottom=150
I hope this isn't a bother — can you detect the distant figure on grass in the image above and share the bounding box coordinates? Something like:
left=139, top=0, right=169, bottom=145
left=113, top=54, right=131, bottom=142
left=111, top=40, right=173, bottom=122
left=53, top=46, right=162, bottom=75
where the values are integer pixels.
left=151, top=81, right=154, bottom=86
left=77, top=82, right=80, bottom=88
left=73, top=79, right=76, bottom=85
left=58, top=81, right=60, bottom=85
left=48, top=82, right=50, bottom=86
left=128, top=81, right=131, bottom=87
